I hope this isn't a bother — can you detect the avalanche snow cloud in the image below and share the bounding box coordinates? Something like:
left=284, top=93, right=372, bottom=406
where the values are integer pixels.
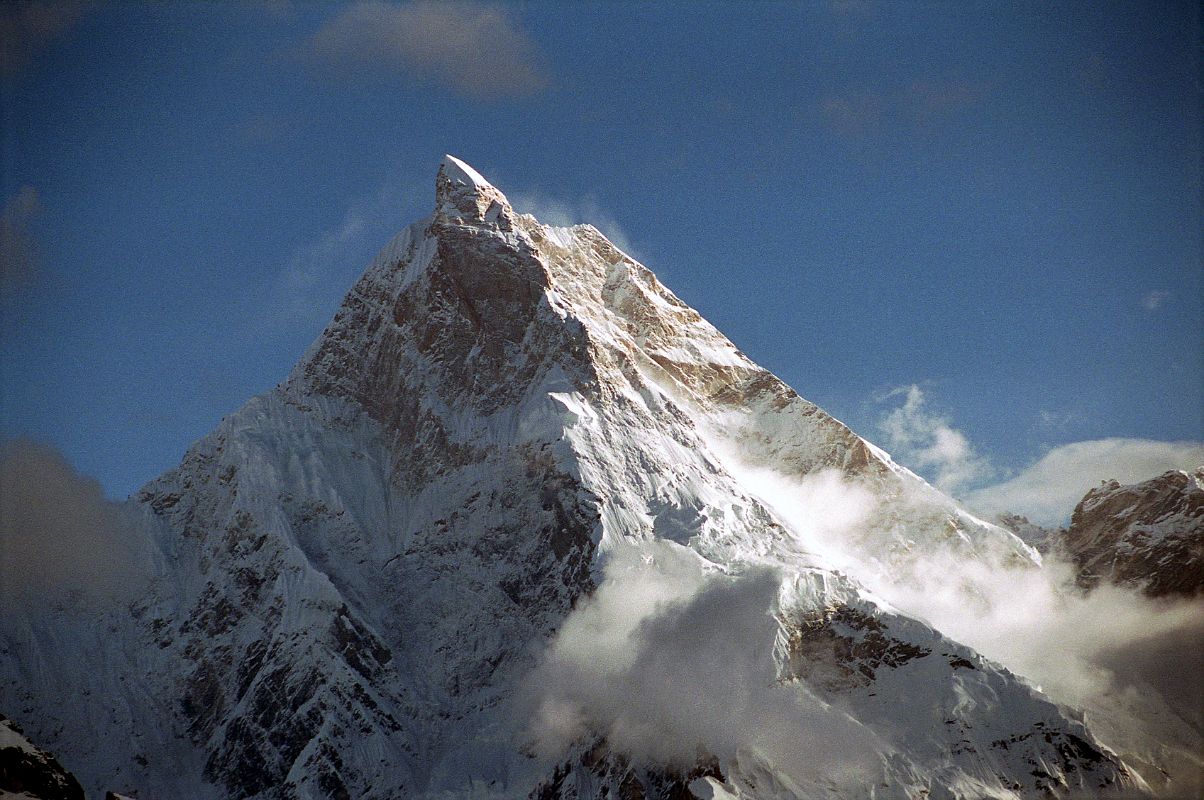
left=0, top=438, right=147, bottom=607
left=1, top=156, right=1193, bottom=799
left=525, top=542, right=885, bottom=791
left=684, top=442, right=1204, bottom=796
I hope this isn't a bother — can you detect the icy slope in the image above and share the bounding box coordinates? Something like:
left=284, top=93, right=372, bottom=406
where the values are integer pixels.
left=1, top=157, right=1145, bottom=799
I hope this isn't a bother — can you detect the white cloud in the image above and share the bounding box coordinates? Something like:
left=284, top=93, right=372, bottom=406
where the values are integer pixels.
left=964, top=438, right=1204, bottom=527
left=856, top=540, right=1204, bottom=789
left=511, top=192, right=640, bottom=260
left=710, top=452, right=879, bottom=576
left=265, top=176, right=421, bottom=332
left=876, top=384, right=991, bottom=494
left=875, top=386, right=1203, bottom=530
left=524, top=541, right=885, bottom=787
left=820, top=93, right=883, bottom=138
left=305, top=1, right=546, bottom=98
left=714, top=428, right=1204, bottom=758
left=1036, top=407, right=1078, bottom=433
left=1141, top=290, right=1170, bottom=311
left=279, top=206, right=367, bottom=305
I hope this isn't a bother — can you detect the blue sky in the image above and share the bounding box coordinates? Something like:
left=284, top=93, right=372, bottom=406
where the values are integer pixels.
left=1, top=0, right=1199, bottom=522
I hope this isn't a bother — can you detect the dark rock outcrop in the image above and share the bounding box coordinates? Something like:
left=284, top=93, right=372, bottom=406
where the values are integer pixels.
left=1061, top=468, right=1203, bottom=597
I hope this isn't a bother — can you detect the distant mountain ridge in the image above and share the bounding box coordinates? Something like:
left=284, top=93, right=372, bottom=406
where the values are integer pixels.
left=1063, top=468, right=1203, bottom=597
left=997, top=468, right=1203, bottom=597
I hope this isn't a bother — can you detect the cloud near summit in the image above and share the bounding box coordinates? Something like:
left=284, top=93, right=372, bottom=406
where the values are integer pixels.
left=964, top=438, right=1204, bottom=527
left=877, top=384, right=991, bottom=494
left=303, top=1, right=546, bottom=98
left=875, top=386, right=1203, bottom=527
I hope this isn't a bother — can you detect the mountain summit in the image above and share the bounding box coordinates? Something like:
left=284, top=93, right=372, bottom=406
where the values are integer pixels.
left=3, top=158, right=1180, bottom=799
left=436, top=154, right=513, bottom=224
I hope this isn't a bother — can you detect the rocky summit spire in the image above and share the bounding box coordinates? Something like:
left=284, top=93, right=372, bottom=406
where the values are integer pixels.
left=435, top=154, right=512, bottom=227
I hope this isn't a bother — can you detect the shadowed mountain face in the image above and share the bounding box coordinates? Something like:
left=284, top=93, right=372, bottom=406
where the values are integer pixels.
left=1062, top=468, right=1203, bottom=597
left=996, top=469, right=1203, bottom=598
left=0, top=158, right=1158, bottom=799
left=0, top=715, right=84, bottom=800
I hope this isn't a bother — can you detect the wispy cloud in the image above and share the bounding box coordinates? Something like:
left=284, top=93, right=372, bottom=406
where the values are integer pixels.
left=876, top=385, right=1203, bottom=526
left=1036, top=408, right=1079, bottom=432
left=1141, top=290, right=1169, bottom=312
left=280, top=211, right=367, bottom=307
left=260, top=158, right=526, bottom=341
left=905, top=80, right=986, bottom=125
left=266, top=179, right=414, bottom=332
left=877, top=384, right=992, bottom=494
left=820, top=93, right=883, bottom=138
left=964, top=438, right=1204, bottom=527
left=511, top=193, right=639, bottom=260
left=0, top=185, right=42, bottom=294
left=857, top=532, right=1204, bottom=789
left=303, top=1, right=546, bottom=99
left=0, top=0, right=90, bottom=77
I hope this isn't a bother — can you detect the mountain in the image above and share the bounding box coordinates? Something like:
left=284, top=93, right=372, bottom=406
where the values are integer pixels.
left=995, top=468, right=1204, bottom=596
left=992, top=472, right=1204, bottom=798
left=1060, top=468, right=1203, bottom=598
left=993, top=513, right=1059, bottom=555
left=0, top=157, right=1164, bottom=799
left=0, top=715, right=84, bottom=800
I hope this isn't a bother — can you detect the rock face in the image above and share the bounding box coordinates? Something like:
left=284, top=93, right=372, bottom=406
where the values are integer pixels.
left=0, top=157, right=1148, bottom=799
left=1061, top=468, right=1204, bottom=597
left=0, top=715, right=84, bottom=800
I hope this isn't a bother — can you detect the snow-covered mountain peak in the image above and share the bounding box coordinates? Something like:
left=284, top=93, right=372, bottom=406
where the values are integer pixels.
left=292, top=157, right=1039, bottom=571
left=435, top=154, right=512, bottom=225
left=5, top=155, right=1166, bottom=800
